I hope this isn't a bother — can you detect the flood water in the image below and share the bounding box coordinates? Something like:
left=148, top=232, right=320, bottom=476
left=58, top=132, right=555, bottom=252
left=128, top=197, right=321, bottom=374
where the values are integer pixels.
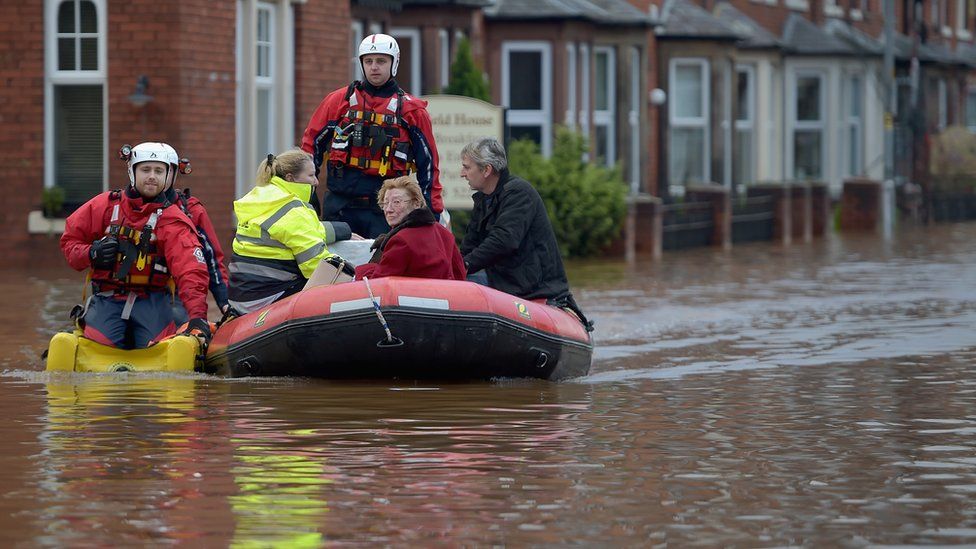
left=2, top=223, right=976, bottom=546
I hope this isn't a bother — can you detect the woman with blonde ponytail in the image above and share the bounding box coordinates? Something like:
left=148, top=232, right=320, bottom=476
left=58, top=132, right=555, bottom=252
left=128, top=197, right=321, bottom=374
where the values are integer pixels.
left=228, top=149, right=344, bottom=313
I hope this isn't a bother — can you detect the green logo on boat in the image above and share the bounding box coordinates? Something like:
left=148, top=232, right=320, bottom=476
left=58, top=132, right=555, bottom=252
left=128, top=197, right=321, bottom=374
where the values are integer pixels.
left=254, top=310, right=270, bottom=328
left=515, top=301, right=531, bottom=319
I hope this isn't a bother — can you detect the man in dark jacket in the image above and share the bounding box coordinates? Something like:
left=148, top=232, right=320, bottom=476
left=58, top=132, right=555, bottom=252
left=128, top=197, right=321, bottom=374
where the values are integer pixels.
left=459, top=137, right=590, bottom=329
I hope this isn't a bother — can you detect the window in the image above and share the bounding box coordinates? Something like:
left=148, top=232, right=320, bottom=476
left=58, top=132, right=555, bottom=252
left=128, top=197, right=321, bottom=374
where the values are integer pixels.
left=565, top=43, right=576, bottom=126
left=967, top=90, right=976, bottom=131
left=791, top=72, right=825, bottom=180
left=351, top=21, right=364, bottom=81
left=255, top=4, right=274, bottom=169
left=957, top=0, right=971, bottom=37
left=390, top=27, right=421, bottom=95
left=46, top=0, right=105, bottom=211
left=845, top=74, right=863, bottom=176
left=593, top=46, right=616, bottom=167
left=669, top=59, right=710, bottom=190
left=236, top=0, right=295, bottom=197
left=734, top=65, right=755, bottom=188
left=503, top=41, right=552, bottom=156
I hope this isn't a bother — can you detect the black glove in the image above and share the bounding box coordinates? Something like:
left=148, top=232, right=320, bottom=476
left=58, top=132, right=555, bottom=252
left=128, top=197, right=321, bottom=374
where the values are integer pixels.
left=182, top=318, right=212, bottom=345
left=89, top=236, right=119, bottom=270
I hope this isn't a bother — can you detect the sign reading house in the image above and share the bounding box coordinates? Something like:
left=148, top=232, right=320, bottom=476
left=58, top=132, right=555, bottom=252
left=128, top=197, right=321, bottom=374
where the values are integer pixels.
left=421, top=95, right=505, bottom=211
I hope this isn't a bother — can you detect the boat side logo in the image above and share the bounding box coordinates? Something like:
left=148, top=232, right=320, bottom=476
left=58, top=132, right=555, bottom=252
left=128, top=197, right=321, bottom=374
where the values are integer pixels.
left=254, top=310, right=270, bottom=328
left=515, top=301, right=531, bottom=319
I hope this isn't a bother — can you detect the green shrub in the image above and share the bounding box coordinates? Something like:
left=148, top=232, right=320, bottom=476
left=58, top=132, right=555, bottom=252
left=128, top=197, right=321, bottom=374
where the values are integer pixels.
left=42, top=186, right=65, bottom=218
left=508, top=127, right=627, bottom=257
left=442, top=37, right=490, bottom=101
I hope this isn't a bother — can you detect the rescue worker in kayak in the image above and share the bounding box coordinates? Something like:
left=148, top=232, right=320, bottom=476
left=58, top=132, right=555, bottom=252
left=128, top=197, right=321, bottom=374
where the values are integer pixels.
left=60, top=142, right=212, bottom=349
left=228, top=149, right=352, bottom=314
left=301, top=33, right=443, bottom=238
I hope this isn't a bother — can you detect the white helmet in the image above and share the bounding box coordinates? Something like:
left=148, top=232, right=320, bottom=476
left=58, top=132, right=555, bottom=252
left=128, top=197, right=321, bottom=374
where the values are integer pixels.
left=358, top=33, right=400, bottom=77
left=126, top=142, right=179, bottom=186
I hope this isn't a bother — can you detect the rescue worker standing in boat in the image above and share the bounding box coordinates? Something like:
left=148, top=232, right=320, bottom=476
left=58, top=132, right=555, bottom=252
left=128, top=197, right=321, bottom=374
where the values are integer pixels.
left=60, top=142, right=212, bottom=349
left=301, top=33, right=443, bottom=238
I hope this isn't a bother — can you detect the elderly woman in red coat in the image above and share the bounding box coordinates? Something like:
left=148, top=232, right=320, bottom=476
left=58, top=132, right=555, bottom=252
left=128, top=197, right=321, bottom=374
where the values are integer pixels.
left=354, top=176, right=466, bottom=281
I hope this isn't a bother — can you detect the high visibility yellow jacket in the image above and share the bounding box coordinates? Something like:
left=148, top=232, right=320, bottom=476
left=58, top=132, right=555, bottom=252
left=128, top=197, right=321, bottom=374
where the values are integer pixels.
left=232, top=176, right=332, bottom=278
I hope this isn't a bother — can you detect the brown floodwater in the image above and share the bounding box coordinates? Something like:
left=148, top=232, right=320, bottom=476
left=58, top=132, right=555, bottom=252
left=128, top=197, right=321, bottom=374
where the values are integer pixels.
left=1, top=223, right=975, bottom=546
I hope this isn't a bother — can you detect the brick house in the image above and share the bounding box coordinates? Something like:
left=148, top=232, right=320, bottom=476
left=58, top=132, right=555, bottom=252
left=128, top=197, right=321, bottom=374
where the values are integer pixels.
left=3, top=0, right=484, bottom=267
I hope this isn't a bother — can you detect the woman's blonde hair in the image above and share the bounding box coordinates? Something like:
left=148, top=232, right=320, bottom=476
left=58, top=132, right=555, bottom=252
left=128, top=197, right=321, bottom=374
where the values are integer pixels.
left=255, top=149, right=312, bottom=187
left=377, top=175, right=424, bottom=208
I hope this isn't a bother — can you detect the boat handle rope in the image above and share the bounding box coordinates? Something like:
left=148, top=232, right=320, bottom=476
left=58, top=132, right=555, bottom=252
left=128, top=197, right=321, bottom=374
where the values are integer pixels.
left=363, top=276, right=404, bottom=348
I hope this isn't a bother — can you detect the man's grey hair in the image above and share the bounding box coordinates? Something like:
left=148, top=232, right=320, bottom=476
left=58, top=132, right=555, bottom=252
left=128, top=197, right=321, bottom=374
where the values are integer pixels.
left=461, top=137, right=508, bottom=174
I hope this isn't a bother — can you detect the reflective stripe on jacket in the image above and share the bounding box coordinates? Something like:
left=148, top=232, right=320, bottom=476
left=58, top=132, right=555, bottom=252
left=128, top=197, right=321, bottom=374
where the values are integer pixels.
left=231, top=176, right=333, bottom=278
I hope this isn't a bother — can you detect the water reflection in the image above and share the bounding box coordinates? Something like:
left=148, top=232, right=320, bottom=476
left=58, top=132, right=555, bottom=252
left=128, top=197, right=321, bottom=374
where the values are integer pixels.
left=2, top=224, right=976, bottom=544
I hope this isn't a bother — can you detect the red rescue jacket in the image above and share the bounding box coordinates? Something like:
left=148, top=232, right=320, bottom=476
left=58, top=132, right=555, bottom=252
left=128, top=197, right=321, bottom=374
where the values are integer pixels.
left=60, top=189, right=211, bottom=319
left=302, top=80, right=443, bottom=214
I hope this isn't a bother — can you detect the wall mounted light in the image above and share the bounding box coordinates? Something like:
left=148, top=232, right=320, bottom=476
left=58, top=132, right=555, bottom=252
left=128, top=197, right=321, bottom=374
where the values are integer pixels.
left=128, top=75, right=153, bottom=108
left=649, top=88, right=667, bottom=106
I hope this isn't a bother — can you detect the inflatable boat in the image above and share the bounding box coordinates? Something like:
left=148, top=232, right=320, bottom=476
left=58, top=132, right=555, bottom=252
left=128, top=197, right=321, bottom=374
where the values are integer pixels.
left=204, top=277, right=593, bottom=381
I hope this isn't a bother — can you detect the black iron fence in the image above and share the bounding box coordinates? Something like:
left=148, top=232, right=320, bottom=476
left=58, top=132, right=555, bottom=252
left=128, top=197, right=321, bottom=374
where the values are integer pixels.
left=731, top=194, right=775, bottom=243
left=661, top=199, right=714, bottom=250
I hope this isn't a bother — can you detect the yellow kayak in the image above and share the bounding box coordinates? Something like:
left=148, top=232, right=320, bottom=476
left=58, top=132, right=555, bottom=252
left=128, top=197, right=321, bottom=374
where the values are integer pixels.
left=45, top=331, right=203, bottom=373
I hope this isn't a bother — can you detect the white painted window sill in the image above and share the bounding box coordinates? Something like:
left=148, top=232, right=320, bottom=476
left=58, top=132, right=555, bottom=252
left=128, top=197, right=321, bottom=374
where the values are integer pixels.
left=850, top=9, right=863, bottom=21
left=28, top=210, right=66, bottom=235
left=785, top=0, right=810, bottom=11
left=824, top=5, right=844, bottom=17
left=958, top=29, right=972, bottom=41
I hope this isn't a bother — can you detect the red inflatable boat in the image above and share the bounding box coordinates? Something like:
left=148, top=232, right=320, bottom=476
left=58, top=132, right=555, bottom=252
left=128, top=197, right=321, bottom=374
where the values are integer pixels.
left=204, top=277, right=593, bottom=381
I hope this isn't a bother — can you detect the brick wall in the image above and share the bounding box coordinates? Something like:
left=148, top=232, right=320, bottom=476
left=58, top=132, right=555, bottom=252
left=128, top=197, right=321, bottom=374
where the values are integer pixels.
left=13, top=0, right=352, bottom=269
left=0, top=2, right=44, bottom=265
left=294, top=0, right=351, bottom=144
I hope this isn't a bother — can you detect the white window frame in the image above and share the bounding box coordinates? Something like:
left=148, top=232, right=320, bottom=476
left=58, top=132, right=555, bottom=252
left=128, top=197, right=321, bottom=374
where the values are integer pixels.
left=389, top=27, right=422, bottom=95
left=236, top=0, right=295, bottom=198
left=255, top=2, right=275, bottom=170
left=734, top=64, right=756, bottom=189
left=351, top=20, right=364, bottom=81
left=45, top=0, right=108, bottom=192
left=845, top=72, right=864, bottom=177
left=669, top=58, right=711, bottom=188
left=789, top=69, right=826, bottom=181
left=502, top=40, right=553, bottom=156
left=439, top=29, right=450, bottom=89
left=957, top=0, right=972, bottom=39
left=565, top=42, right=577, bottom=127
left=593, top=45, right=616, bottom=167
